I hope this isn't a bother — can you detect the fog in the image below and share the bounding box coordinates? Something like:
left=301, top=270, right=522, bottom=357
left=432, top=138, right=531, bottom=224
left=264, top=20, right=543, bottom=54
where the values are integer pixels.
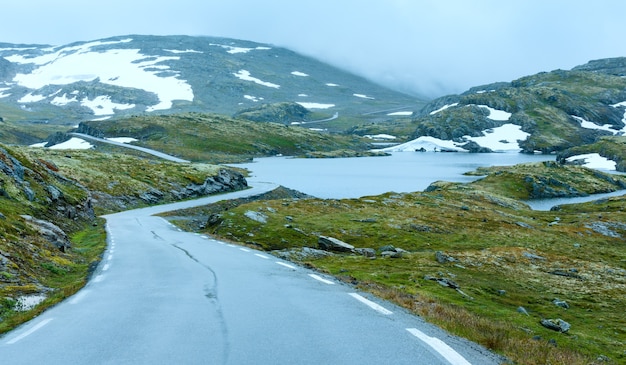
left=2, top=0, right=626, bottom=98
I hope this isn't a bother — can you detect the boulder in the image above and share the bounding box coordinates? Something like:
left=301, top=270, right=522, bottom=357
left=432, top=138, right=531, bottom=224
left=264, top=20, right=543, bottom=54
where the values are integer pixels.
left=244, top=210, right=267, bottom=224
left=540, top=318, right=571, bottom=333
left=355, top=248, right=376, bottom=258
left=318, top=236, right=354, bottom=253
left=21, top=215, right=71, bottom=252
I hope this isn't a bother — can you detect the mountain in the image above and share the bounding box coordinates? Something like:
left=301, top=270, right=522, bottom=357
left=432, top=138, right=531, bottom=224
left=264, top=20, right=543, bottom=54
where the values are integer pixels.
left=0, top=35, right=423, bottom=133
left=368, top=58, right=625, bottom=170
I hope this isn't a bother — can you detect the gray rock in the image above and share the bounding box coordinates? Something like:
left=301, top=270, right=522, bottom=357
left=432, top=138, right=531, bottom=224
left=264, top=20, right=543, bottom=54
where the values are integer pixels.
left=552, top=299, right=570, bottom=309
left=523, top=252, right=546, bottom=261
left=355, top=248, right=376, bottom=258
left=139, top=187, right=164, bottom=203
left=318, top=236, right=354, bottom=253
left=244, top=210, right=267, bottom=224
left=540, top=318, right=571, bottom=333
left=517, top=306, right=530, bottom=316
left=381, top=250, right=403, bottom=258
left=378, top=245, right=396, bottom=253
left=435, top=251, right=457, bottom=263
left=21, top=215, right=71, bottom=252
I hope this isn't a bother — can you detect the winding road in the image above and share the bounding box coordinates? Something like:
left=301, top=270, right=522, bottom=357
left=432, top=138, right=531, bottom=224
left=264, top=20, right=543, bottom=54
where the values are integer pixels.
left=1, top=180, right=502, bottom=364
left=1, top=136, right=503, bottom=364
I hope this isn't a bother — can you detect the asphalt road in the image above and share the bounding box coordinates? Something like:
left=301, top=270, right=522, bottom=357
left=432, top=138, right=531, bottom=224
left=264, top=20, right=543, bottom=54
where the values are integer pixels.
left=1, top=182, right=503, bottom=364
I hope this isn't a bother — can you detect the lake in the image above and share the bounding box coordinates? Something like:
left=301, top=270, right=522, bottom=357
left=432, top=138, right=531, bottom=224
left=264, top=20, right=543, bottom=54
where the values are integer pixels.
left=233, top=152, right=555, bottom=199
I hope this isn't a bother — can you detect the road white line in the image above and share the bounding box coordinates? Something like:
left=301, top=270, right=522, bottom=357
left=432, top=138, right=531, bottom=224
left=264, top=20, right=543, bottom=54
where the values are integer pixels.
left=6, top=318, right=54, bottom=344
left=255, top=254, right=269, bottom=259
left=107, top=254, right=113, bottom=261
left=69, top=290, right=90, bottom=305
left=309, top=274, right=335, bottom=285
left=348, top=293, right=393, bottom=315
left=407, top=328, right=472, bottom=365
left=102, top=263, right=110, bottom=271
left=93, top=274, right=105, bottom=282
left=227, top=244, right=237, bottom=248
left=239, top=248, right=251, bottom=252
left=275, top=262, right=297, bottom=270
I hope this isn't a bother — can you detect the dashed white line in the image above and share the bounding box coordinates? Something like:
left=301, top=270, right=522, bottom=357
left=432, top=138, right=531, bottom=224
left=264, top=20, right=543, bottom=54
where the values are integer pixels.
left=406, top=328, right=472, bottom=365
left=69, top=290, right=90, bottom=305
left=348, top=293, right=393, bottom=315
left=93, top=274, right=105, bottom=282
left=308, top=274, right=335, bottom=285
left=255, top=254, right=269, bottom=259
left=239, top=248, right=251, bottom=252
left=6, top=318, right=54, bottom=344
left=107, top=254, right=113, bottom=261
left=275, top=262, right=297, bottom=270
left=227, top=244, right=237, bottom=248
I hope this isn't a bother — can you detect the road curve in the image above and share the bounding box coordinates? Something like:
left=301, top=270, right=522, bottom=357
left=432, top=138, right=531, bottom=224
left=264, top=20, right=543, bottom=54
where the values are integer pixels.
left=0, top=181, right=503, bottom=364
left=70, top=133, right=190, bottom=163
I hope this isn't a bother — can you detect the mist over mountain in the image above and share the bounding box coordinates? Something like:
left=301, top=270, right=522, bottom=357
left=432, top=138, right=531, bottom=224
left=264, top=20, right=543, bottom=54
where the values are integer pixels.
left=0, top=35, right=423, bottom=126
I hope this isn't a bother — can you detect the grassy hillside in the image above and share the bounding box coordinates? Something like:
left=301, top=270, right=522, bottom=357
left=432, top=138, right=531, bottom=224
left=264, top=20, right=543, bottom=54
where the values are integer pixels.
left=163, top=162, right=626, bottom=365
left=76, top=113, right=373, bottom=163
left=412, top=68, right=626, bottom=154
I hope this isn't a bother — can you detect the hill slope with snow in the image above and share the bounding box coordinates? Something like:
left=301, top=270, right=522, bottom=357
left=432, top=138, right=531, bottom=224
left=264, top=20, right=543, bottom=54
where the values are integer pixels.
left=0, top=35, right=422, bottom=128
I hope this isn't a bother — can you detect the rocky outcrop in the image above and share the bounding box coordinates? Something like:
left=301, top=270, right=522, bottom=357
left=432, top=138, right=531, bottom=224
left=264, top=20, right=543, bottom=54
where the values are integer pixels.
left=318, top=235, right=354, bottom=253
left=21, top=215, right=71, bottom=252
left=74, top=122, right=106, bottom=138
left=572, top=57, right=626, bottom=76
left=44, top=132, right=72, bottom=147
left=234, top=102, right=311, bottom=124
left=540, top=318, right=571, bottom=333
left=171, top=169, right=247, bottom=200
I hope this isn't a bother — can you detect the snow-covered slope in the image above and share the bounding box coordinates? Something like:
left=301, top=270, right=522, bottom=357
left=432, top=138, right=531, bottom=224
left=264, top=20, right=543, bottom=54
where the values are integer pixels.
left=0, top=35, right=422, bottom=124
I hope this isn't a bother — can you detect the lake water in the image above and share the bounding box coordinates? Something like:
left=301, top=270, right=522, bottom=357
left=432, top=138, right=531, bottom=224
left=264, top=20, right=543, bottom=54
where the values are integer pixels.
left=233, top=152, right=555, bottom=199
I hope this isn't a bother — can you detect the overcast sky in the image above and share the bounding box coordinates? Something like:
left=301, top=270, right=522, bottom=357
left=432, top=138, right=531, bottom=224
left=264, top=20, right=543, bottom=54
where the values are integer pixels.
left=2, top=0, right=625, bottom=98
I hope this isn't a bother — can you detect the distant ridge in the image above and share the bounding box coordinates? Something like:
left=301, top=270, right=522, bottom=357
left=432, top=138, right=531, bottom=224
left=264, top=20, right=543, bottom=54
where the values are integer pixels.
left=0, top=34, right=423, bottom=127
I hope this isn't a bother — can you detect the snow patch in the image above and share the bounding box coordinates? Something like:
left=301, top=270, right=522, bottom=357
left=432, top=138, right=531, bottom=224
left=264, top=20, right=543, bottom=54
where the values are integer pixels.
left=387, top=111, right=413, bottom=116
left=380, top=136, right=466, bottom=152
left=8, top=40, right=193, bottom=112
left=49, top=137, right=93, bottom=150
left=566, top=153, right=616, bottom=171
left=81, top=96, right=135, bottom=115
left=244, top=95, right=263, bottom=102
left=476, top=105, right=511, bottom=121
left=571, top=115, right=622, bottom=134
left=15, top=294, right=47, bottom=311
left=164, top=49, right=202, bottom=54
left=379, top=123, right=528, bottom=152
left=364, top=134, right=396, bottom=140
left=326, top=83, right=339, bottom=87
left=211, top=44, right=271, bottom=54
left=429, top=103, right=458, bottom=115
left=18, top=93, right=46, bottom=103
left=233, top=70, right=280, bottom=88
left=296, top=102, right=335, bottom=109
left=465, top=124, right=529, bottom=151
left=354, top=93, right=374, bottom=99
left=291, top=71, right=309, bottom=77
left=51, top=93, right=78, bottom=106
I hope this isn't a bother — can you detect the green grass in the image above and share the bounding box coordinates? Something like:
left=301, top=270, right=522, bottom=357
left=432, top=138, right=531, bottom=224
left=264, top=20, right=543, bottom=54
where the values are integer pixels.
left=77, top=113, right=374, bottom=163
left=0, top=219, right=107, bottom=334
